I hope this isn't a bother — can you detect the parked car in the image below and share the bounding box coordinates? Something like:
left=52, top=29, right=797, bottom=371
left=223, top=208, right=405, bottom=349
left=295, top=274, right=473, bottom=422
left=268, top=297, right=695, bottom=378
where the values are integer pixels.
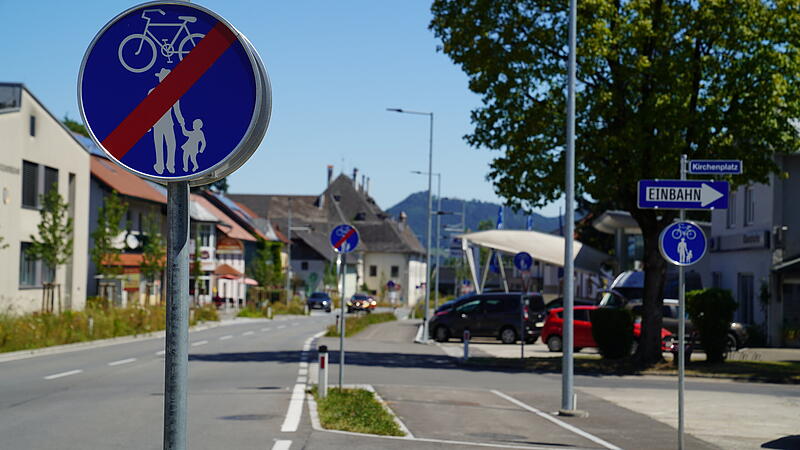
left=430, top=292, right=546, bottom=344
left=541, top=306, right=674, bottom=353
left=598, top=270, right=748, bottom=351
left=307, top=292, right=332, bottom=313
left=545, top=296, right=598, bottom=311
left=347, top=293, right=376, bottom=313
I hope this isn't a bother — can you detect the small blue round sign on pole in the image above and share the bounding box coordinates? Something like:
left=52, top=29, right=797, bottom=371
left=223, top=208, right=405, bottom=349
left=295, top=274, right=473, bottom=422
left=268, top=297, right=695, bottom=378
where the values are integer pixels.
left=78, top=2, right=271, bottom=186
left=330, top=224, right=359, bottom=253
left=659, top=221, right=707, bottom=266
left=513, top=252, right=533, bottom=271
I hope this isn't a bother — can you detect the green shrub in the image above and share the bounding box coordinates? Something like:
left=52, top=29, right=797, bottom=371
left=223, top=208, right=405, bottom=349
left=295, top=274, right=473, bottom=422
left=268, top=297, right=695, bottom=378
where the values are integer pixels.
left=589, top=308, right=634, bottom=359
left=686, top=288, right=738, bottom=363
left=326, top=312, right=396, bottom=337
left=193, top=304, right=219, bottom=322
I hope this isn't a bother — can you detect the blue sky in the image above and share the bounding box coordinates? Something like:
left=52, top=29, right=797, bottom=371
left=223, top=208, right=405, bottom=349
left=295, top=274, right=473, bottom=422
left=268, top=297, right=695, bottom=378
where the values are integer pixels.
left=1, top=0, right=561, bottom=216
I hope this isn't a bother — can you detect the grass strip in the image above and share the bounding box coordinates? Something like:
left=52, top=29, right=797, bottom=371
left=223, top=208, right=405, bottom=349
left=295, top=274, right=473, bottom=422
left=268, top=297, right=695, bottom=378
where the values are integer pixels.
left=237, top=301, right=307, bottom=318
left=311, top=386, right=404, bottom=436
left=461, top=355, right=800, bottom=384
left=0, top=303, right=218, bottom=354
left=325, top=312, right=396, bottom=337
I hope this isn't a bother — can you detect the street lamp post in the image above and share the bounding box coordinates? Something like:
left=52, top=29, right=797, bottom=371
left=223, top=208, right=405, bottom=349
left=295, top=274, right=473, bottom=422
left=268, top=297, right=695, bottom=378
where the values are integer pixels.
left=412, top=171, right=442, bottom=309
left=388, top=108, right=434, bottom=342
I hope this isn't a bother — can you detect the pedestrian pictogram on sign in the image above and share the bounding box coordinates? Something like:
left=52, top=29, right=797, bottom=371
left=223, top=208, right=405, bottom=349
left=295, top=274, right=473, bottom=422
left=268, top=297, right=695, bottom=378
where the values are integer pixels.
left=79, top=2, right=271, bottom=186
left=659, top=221, right=707, bottom=266
left=330, top=224, right=359, bottom=254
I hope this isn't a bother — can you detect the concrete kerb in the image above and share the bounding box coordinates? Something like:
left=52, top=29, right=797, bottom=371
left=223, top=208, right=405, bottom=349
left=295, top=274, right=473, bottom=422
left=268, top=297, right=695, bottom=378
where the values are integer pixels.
left=0, top=317, right=271, bottom=364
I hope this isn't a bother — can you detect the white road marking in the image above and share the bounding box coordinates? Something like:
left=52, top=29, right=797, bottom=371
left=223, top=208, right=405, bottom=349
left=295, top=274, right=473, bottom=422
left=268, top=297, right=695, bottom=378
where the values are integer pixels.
left=271, top=440, right=292, bottom=450
left=242, top=331, right=254, bottom=336
left=191, top=340, right=208, bottom=347
left=280, top=383, right=306, bottom=432
left=491, top=390, right=622, bottom=450
left=261, top=327, right=271, bottom=332
left=292, top=323, right=299, bottom=327
left=298, top=368, right=308, bottom=376
left=44, top=369, right=83, bottom=380
left=156, top=350, right=166, bottom=356
left=219, top=335, right=233, bottom=341
left=278, top=325, right=286, bottom=329
left=108, top=358, right=136, bottom=366
left=296, top=376, right=307, bottom=383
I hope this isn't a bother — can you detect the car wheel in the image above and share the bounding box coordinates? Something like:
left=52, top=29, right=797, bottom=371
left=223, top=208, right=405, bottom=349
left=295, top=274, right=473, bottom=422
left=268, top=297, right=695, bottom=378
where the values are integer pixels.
left=631, top=339, right=639, bottom=356
left=500, top=327, right=517, bottom=344
left=325, top=308, right=331, bottom=313
left=547, top=335, right=563, bottom=352
left=434, top=326, right=450, bottom=342
left=725, top=334, right=738, bottom=354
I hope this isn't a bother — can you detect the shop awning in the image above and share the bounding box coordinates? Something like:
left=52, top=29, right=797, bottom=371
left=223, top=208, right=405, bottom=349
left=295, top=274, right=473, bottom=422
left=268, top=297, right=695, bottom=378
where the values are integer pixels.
left=243, top=277, right=259, bottom=286
left=214, top=263, right=243, bottom=278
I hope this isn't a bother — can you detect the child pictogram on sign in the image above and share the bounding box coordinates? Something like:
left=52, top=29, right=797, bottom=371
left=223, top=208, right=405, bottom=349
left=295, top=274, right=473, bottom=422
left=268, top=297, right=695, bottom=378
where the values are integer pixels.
left=181, top=119, right=206, bottom=172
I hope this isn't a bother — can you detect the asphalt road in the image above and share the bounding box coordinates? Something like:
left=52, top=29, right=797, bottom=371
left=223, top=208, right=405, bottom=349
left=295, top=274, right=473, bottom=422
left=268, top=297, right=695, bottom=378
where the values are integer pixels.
left=0, top=314, right=334, bottom=450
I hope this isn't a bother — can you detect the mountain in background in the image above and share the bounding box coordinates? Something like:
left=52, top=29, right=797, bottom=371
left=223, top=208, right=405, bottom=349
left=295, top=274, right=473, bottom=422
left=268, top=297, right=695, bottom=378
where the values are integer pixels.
left=386, top=192, right=561, bottom=246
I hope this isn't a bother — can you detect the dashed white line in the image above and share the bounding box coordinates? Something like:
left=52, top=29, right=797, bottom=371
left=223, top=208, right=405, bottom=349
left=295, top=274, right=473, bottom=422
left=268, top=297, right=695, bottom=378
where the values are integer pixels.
left=108, top=358, right=136, bottom=366
left=292, top=323, right=299, bottom=327
left=296, top=376, right=308, bottom=384
left=242, top=331, right=254, bottom=336
left=156, top=350, right=166, bottom=356
left=219, top=335, right=233, bottom=341
left=280, top=383, right=306, bottom=432
left=277, top=325, right=286, bottom=329
left=298, top=368, right=308, bottom=376
left=272, top=440, right=292, bottom=450
left=191, top=340, right=208, bottom=347
left=491, top=390, right=622, bottom=450
left=44, top=369, right=83, bottom=380
left=261, top=327, right=271, bottom=332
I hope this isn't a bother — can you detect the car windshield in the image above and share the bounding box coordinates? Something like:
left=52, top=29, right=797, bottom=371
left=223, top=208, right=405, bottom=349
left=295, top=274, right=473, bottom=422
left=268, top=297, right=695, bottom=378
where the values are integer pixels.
left=310, top=293, right=327, bottom=299
left=353, top=295, right=369, bottom=300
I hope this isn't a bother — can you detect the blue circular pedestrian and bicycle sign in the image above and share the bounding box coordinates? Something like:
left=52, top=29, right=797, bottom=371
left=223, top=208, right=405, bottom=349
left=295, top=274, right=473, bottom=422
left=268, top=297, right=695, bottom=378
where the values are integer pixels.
left=659, top=221, right=707, bottom=266
left=330, top=224, right=359, bottom=254
left=78, top=2, right=271, bottom=185
left=513, top=252, right=533, bottom=271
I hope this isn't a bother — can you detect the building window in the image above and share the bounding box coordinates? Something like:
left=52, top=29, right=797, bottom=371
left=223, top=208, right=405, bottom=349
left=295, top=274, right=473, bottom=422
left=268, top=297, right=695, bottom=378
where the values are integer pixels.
left=744, top=186, right=755, bottom=226
left=301, top=261, right=309, bottom=271
left=712, top=272, right=722, bottom=289
left=0, top=85, right=21, bottom=113
left=199, top=224, right=212, bottom=247
left=29, top=115, right=36, bottom=137
left=369, top=265, right=377, bottom=277
left=391, top=265, right=399, bottom=278
left=737, top=273, right=754, bottom=323
left=22, top=161, right=38, bottom=208
left=727, top=191, right=737, bottom=228
left=21, top=161, right=58, bottom=209
left=19, top=242, right=52, bottom=287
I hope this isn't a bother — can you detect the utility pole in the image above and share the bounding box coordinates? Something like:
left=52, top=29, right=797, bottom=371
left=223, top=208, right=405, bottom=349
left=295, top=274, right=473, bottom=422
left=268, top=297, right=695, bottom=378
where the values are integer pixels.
left=285, top=198, right=292, bottom=305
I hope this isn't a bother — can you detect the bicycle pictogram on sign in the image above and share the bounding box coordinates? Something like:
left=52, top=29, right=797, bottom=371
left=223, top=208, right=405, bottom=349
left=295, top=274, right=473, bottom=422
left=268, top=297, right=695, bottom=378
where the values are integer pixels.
left=118, top=8, right=205, bottom=73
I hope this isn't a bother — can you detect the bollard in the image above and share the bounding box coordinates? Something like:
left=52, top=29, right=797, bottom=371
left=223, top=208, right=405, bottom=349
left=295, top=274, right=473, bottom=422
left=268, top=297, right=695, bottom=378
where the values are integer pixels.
left=268, top=306, right=273, bottom=320
left=88, top=317, right=94, bottom=337
left=318, top=345, right=328, bottom=398
left=463, top=329, right=471, bottom=360
left=335, top=314, right=340, bottom=334
left=305, top=304, right=309, bottom=316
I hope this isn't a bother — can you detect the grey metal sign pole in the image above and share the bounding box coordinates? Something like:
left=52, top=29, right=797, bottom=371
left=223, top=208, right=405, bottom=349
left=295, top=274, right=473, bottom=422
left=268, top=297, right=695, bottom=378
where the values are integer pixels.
left=562, top=0, right=577, bottom=413
left=339, top=252, right=346, bottom=388
left=164, top=181, right=190, bottom=450
left=678, top=154, right=687, bottom=450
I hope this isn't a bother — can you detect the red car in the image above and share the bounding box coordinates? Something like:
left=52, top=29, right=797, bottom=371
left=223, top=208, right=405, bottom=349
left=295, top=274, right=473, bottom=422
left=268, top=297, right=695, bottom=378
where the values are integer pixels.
left=541, top=306, right=673, bottom=353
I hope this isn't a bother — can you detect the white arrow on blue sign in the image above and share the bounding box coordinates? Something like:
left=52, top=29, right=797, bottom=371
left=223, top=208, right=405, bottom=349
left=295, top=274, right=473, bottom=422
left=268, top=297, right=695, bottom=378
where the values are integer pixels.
left=688, top=160, right=742, bottom=175
left=659, top=221, right=707, bottom=266
left=330, top=224, right=359, bottom=254
left=513, top=252, right=533, bottom=271
left=638, top=180, right=728, bottom=210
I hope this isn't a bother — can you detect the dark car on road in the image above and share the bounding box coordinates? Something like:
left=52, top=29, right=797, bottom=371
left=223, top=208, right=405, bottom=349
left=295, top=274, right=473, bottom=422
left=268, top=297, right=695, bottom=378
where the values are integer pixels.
left=347, top=293, right=376, bottom=313
left=430, top=292, right=546, bottom=344
left=307, top=292, right=332, bottom=313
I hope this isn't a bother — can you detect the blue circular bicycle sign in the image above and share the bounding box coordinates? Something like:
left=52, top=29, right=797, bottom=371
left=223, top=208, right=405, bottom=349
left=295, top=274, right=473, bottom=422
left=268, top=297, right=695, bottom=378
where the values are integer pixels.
left=513, top=252, right=533, bottom=271
left=78, top=2, right=271, bottom=185
left=330, top=224, right=359, bottom=254
left=659, top=221, right=707, bottom=266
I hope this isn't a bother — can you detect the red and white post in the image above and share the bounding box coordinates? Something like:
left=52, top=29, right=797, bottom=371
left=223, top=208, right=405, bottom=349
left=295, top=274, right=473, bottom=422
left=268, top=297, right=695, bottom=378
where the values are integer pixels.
left=318, top=345, right=329, bottom=398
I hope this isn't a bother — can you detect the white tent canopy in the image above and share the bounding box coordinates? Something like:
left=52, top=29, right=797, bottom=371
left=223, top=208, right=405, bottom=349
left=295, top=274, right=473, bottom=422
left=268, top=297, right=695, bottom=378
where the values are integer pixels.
left=458, top=229, right=609, bottom=273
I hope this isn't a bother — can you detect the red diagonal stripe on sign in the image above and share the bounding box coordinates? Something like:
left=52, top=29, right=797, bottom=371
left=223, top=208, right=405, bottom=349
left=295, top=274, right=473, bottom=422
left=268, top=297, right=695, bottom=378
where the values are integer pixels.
left=334, top=228, right=356, bottom=250
left=102, top=21, right=237, bottom=160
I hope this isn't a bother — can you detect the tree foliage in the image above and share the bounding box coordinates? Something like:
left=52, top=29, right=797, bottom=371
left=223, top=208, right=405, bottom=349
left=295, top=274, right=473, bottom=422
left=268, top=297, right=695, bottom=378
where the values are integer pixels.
left=90, top=191, right=127, bottom=277
left=431, top=0, right=800, bottom=365
left=248, top=237, right=283, bottom=288
left=140, top=212, right=166, bottom=284
left=62, top=115, right=89, bottom=138
left=27, top=186, right=74, bottom=276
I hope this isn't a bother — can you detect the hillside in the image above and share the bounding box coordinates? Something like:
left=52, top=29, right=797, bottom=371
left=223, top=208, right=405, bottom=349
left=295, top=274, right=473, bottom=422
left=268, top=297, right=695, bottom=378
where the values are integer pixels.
left=386, top=192, right=561, bottom=245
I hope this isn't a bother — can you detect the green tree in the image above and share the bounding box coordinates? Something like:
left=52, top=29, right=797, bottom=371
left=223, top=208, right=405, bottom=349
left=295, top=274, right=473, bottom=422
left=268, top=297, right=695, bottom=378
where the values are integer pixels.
left=248, top=237, right=283, bottom=288
left=62, top=115, right=89, bottom=137
left=27, top=186, right=74, bottom=312
left=431, top=0, right=800, bottom=365
left=90, top=191, right=127, bottom=280
left=140, top=213, right=166, bottom=306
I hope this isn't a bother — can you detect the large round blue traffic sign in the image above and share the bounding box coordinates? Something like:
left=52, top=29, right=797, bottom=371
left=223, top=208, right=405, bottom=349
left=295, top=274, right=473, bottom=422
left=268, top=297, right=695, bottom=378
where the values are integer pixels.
left=513, top=252, right=533, bottom=271
left=659, top=221, right=707, bottom=266
left=79, top=2, right=271, bottom=185
left=330, top=224, right=359, bottom=254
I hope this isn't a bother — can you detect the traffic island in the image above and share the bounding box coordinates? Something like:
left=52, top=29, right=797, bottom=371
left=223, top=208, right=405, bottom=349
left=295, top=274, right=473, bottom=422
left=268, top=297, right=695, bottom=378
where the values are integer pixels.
left=308, top=385, right=407, bottom=436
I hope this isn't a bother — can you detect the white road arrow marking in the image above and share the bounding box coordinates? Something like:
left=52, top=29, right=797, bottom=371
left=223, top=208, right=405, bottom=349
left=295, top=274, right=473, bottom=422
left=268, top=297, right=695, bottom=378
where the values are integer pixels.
left=700, top=183, right=723, bottom=206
